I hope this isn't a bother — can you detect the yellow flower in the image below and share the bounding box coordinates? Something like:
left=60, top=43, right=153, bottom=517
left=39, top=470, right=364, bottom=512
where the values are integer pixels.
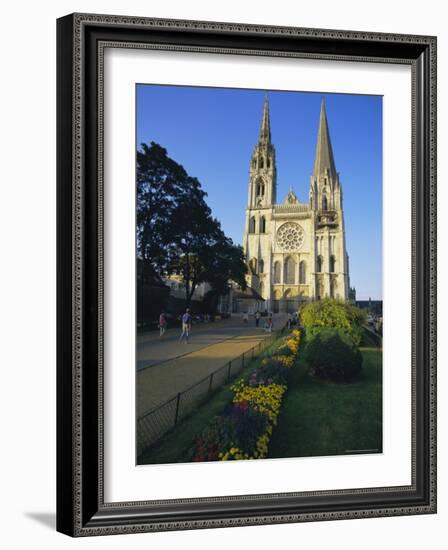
left=222, top=332, right=303, bottom=461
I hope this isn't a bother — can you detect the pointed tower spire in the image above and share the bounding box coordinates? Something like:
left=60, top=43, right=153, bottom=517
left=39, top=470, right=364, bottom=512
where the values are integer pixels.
left=259, top=93, right=271, bottom=142
left=247, top=94, right=277, bottom=208
left=313, top=97, right=337, bottom=179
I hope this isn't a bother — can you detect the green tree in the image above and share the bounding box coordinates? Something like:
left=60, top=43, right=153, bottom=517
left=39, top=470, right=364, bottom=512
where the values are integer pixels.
left=137, top=141, right=247, bottom=307
left=169, top=195, right=247, bottom=306
left=199, top=237, right=247, bottom=312
left=137, top=142, right=206, bottom=281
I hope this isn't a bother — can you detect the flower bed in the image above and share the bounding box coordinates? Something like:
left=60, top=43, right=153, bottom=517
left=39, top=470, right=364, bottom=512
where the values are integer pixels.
left=190, top=330, right=301, bottom=462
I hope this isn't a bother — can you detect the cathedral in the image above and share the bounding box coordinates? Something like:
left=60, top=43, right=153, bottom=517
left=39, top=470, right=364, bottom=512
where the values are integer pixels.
left=240, top=95, right=355, bottom=314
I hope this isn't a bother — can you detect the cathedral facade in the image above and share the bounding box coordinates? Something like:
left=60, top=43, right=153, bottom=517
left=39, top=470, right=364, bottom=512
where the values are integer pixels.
left=241, top=95, right=354, bottom=313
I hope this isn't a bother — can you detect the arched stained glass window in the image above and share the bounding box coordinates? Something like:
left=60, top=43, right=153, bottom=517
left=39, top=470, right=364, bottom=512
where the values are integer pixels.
left=284, top=257, right=296, bottom=284
left=249, top=258, right=257, bottom=274
left=249, top=216, right=256, bottom=233
left=273, top=261, right=281, bottom=284
left=299, top=261, right=306, bottom=284
left=317, top=255, right=323, bottom=273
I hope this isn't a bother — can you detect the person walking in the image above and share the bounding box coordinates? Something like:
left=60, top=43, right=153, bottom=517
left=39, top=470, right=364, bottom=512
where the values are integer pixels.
left=158, top=311, right=167, bottom=337
left=287, top=312, right=292, bottom=329
left=179, top=308, right=192, bottom=343
left=255, top=311, right=261, bottom=328
left=243, top=312, right=249, bottom=325
left=268, top=312, right=274, bottom=332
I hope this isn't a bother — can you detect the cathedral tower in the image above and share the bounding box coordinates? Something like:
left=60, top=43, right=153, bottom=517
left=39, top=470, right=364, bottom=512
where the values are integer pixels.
left=248, top=95, right=277, bottom=208
left=310, top=97, right=342, bottom=212
left=310, top=97, right=349, bottom=300
left=243, top=95, right=277, bottom=297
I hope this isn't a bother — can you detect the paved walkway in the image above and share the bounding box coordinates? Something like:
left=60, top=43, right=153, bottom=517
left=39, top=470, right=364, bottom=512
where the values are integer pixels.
left=138, top=317, right=241, bottom=371
left=137, top=314, right=286, bottom=416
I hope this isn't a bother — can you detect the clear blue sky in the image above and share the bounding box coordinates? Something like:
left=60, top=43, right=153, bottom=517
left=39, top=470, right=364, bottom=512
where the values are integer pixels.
left=136, top=85, right=382, bottom=300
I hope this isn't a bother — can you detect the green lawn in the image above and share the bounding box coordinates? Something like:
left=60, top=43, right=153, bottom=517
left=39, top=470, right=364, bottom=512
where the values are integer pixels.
left=140, top=336, right=286, bottom=465
left=268, top=346, right=382, bottom=459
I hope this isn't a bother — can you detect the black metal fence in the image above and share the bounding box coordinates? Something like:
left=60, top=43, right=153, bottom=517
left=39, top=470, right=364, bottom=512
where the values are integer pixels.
left=137, top=328, right=285, bottom=460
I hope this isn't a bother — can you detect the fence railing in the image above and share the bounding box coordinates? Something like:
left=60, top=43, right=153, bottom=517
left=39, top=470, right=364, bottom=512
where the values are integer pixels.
left=137, top=325, right=286, bottom=460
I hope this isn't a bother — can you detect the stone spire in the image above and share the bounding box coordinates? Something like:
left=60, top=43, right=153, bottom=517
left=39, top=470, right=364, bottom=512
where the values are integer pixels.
left=247, top=94, right=277, bottom=208
left=313, top=97, right=337, bottom=179
left=259, top=94, right=271, bottom=143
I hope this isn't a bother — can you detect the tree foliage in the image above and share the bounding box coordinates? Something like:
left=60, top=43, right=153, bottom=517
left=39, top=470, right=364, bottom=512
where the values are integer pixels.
left=137, top=142, right=247, bottom=305
left=300, top=298, right=367, bottom=346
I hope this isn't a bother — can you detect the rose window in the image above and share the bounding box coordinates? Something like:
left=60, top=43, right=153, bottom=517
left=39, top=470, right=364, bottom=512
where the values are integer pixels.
left=276, top=222, right=304, bottom=251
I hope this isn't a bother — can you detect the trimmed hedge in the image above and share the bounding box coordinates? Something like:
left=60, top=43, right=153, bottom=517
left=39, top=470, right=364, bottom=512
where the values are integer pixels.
left=305, top=328, right=362, bottom=382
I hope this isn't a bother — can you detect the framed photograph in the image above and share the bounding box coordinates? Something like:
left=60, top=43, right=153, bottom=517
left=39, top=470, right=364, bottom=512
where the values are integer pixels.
left=57, top=13, right=437, bottom=536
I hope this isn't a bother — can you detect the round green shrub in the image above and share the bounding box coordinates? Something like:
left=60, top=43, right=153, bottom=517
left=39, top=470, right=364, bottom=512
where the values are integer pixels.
left=305, top=328, right=362, bottom=382
left=300, top=298, right=366, bottom=346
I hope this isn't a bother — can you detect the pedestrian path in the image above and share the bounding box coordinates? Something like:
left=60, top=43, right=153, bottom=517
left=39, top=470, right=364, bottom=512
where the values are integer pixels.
left=137, top=315, right=284, bottom=371
left=137, top=317, right=286, bottom=416
left=138, top=316, right=235, bottom=345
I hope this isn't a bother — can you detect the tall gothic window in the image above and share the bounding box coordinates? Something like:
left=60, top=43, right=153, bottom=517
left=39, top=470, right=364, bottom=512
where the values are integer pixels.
left=260, top=216, right=266, bottom=233
left=249, top=216, right=256, bottom=233
left=260, top=157, right=264, bottom=169
left=317, top=277, right=324, bottom=300
left=330, top=277, right=336, bottom=298
left=273, top=261, right=281, bottom=284
left=259, top=259, right=264, bottom=273
left=284, top=256, right=296, bottom=284
left=249, top=258, right=257, bottom=274
left=329, top=255, right=336, bottom=273
left=317, top=255, right=323, bottom=273
left=299, top=260, right=306, bottom=284
left=322, top=194, right=328, bottom=211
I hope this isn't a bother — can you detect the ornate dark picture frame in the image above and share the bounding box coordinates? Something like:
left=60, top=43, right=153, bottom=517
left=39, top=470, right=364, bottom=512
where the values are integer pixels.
left=56, top=13, right=437, bottom=536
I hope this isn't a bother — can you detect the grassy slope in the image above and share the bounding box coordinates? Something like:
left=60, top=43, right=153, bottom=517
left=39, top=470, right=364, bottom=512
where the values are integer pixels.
left=268, top=346, right=383, bottom=459
left=140, top=336, right=285, bottom=465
